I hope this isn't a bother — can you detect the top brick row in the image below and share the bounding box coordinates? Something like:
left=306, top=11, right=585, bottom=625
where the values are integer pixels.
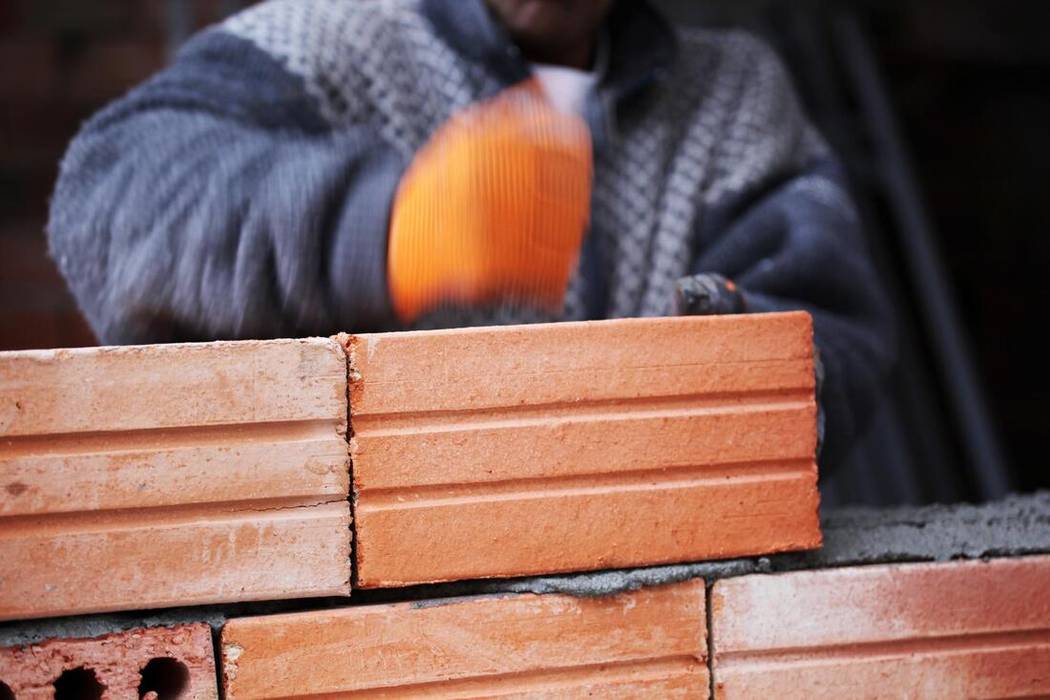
left=0, top=313, right=821, bottom=621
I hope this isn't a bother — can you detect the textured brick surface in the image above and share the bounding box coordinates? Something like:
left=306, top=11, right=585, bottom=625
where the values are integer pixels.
left=0, top=339, right=351, bottom=621
left=0, top=623, right=217, bottom=699
left=346, top=313, right=820, bottom=587
left=221, top=579, right=707, bottom=698
left=711, top=556, right=1050, bottom=698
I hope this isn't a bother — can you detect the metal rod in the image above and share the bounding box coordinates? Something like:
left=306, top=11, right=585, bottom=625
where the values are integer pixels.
left=834, top=12, right=1012, bottom=498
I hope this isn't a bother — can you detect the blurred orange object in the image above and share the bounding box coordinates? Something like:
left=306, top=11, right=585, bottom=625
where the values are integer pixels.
left=388, top=79, right=593, bottom=322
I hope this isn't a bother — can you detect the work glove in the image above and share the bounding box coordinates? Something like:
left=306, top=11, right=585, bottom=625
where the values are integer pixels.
left=387, top=79, right=593, bottom=323
left=673, top=272, right=745, bottom=316
left=674, top=272, right=825, bottom=458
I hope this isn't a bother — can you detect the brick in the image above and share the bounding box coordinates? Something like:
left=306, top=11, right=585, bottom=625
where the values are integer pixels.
left=0, top=100, right=87, bottom=176
left=221, top=578, right=707, bottom=698
left=66, top=40, right=166, bottom=102
left=0, top=311, right=96, bottom=353
left=710, top=556, right=1050, bottom=699
left=0, top=221, right=96, bottom=350
left=0, top=339, right=351, bottom=621
left=0, top=224, right=65, bottom=287
left=0, top=40, right=58, bottom=100
left=0, top=623, right=217, bottom=699
left=346, top=313, right=820, bottom=587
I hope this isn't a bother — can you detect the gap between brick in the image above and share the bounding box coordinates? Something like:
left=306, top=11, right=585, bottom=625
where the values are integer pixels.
left=706, top=578, right=717, bottom=699
left=0, top=419, right=343, bottom=459
left=358, top=458, right=814, bottom=509
left=334, top=333, right=363, bottom=591
left=288, top=654, right=703, bottom=697
left=352, top=386, right=812, bottom=433
left=0, top=496, right=347, bottom=537
left=714, top=628, right=1050, bottom=671
left=354, top=396, right=813, bottom=438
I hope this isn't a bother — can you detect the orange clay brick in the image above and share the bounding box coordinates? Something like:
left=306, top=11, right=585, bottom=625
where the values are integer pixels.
left=711, top=556, right=1050, bottom=699
left=221, top=578, right=707, bottom=698
left=0, top=339, right=350, bottom=621
left=344, top=313, right=820, bottom=587
left=0, top=623, right=217, bottom=699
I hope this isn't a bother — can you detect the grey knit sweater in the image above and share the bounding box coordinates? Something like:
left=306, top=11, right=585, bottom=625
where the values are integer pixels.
left=47, top=0, right=895, bottom=470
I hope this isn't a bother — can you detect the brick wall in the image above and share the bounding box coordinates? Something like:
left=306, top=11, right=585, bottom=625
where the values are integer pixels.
left=0, top=320, right=1048, bottom=697
left=2, top=315, right=816, bottom=619
left=3, top=546, right=1048, bottom=698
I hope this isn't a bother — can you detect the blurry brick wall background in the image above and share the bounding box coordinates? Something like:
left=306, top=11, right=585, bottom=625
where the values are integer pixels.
left=0, top=0, right=251, bottom=350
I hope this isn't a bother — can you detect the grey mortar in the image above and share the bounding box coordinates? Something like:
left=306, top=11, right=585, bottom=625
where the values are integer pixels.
left=0, top=607, right=227, bottom=649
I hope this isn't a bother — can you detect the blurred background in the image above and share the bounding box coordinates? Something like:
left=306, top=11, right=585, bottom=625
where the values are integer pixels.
left=0, top=0, right=1047, bottom=505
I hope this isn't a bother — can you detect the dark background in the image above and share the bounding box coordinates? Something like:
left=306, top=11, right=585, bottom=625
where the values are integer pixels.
left=1, top=0, right=1047, bottom=502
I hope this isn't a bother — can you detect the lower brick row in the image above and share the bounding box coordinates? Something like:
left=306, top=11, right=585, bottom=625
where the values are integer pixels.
left=0, top=623, right=217, bottom=700
left=2, top=555, right=1047, bottom=699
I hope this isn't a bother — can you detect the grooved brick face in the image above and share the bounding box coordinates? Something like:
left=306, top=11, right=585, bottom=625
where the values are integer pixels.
left=0, top=623, right=217, bottom=699
left=0, top=339, right=351, bottom=621
left=345, top=313, right=820, bottom=587
left=221, top=579, right=707, bottom=698
left=711, top=556, right=1050, bottom=699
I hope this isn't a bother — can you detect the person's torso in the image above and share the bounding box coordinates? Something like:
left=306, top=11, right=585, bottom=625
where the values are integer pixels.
left=223, top=0, right=813, bottom=327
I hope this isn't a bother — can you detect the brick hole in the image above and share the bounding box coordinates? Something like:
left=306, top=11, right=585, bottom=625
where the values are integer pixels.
left=53, top=667, right=105, bottom=700
left=0, top=681, right=13, bottom=700
left=137, top=657, right=189, bottom=700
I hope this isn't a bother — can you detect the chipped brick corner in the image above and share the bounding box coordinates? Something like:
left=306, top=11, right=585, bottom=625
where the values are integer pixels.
left=0, top=623, right=218, bottom=699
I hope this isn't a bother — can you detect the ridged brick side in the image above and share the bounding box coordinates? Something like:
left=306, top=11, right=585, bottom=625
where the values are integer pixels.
left=221, top=579, right=707, bottom=698
left=711, top=556, right=1050, bottom=698
left=0, top=338, right=351, bottom=620
left=346, top=314, right=821, bottom=586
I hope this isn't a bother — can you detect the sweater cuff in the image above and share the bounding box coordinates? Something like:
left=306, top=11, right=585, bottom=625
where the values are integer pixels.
left=329, top=145, right=406, bottom=331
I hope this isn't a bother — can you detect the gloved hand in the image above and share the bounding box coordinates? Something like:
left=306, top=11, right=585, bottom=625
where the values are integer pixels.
left=673, top=272, right=745, bottom=316
left=387, top=79, right=593, bottom=323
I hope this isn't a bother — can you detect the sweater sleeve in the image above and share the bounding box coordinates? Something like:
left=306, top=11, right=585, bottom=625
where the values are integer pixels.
left=47, top=28, right=405, bottom=344
left=691, top=40, right=897, bottom=473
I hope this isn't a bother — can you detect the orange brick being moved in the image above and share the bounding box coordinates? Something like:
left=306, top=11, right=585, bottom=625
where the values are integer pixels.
left=345, top=313, right=820, bottom=587
left=711, top=556, right=1050, bottom=699
left=0, top=623, right=217, bottom=699
left=0, top=339, right=351, bottom=621
left=221, top=579, right=707, bottom=698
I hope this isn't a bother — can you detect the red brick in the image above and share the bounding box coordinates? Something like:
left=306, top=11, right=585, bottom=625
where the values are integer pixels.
left=345, top=313, right=820, bottom=587
left=14, top=2, right=134, bottom=39
left=0, top=623, right=217, bottom=699
left=0, top=310, right=96, bottom=352
left=0, top=40, right=58, bottom=100
left=710, top=556, right=1050, bottom=698
left=0, top=100, right=87, bottom=175
left=0, top=222, right=96, bottom=350
left=66, top=40, right=166, bottom=102
left=0, top=339, right=351, bottom=621
left=0, top=225, right=64, bottom=286
left=221, top=579, right=707, bottom=698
